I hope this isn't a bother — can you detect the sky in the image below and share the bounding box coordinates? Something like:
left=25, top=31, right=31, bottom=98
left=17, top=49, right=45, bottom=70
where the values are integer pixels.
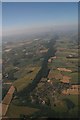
left=2, top=0, right=79, bottom=2
left=2, top=2, right=78, bottom=37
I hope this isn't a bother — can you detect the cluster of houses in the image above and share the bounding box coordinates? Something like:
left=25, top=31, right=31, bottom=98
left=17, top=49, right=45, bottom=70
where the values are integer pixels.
left=30, top=77, right=58, bottom=106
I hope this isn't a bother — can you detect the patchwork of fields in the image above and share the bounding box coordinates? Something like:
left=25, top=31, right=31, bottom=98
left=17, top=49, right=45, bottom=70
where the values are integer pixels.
left=2, top=33, right=79, bottom=118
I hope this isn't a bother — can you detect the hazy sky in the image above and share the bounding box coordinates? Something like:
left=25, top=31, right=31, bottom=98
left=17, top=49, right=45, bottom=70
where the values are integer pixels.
left=2, top=0, right=79, bottom=2
left=2, top=2, right=78, bottom=37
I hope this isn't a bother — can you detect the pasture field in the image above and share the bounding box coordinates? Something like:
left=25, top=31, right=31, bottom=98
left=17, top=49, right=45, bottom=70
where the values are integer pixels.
left=13, top=67, right=41, bottom=92
left=6, top=103, right=39, bottom=118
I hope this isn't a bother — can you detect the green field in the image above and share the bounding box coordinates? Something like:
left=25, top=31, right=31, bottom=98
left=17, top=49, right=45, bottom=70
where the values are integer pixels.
left=13, top=67, right=40, bottom=92
left=6, top=103, right=39, bottom=118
